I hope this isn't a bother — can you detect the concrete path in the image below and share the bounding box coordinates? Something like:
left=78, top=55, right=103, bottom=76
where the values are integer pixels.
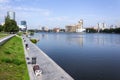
left=0, top=34, right=15, bottom=45
left=22, top=35, right=74, bottom=80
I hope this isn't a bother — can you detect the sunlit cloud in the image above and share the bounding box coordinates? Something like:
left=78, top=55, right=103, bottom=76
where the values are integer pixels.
left=0, top=4, right=51, bottom=16
left=0, top=0, right=10, bottom=3
left=15, top=6, right=51, bottom=16
left=13, top=0, right=24, bottom=2
left=47, top=16, right=70, bottom=21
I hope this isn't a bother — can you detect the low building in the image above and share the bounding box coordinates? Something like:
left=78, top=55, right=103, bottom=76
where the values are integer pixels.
left=65, top=24, right=76, bottom=32
left=42, top=27, right=49, bottom=32
left=19, top=25, right=27, bottom=31
left=65, top=19, right=85, bottom=32
left=53, top=28, right=60, bottom=32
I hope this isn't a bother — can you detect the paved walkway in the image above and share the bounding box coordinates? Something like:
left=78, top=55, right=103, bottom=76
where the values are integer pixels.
left=0, top=34, right=15, bottom=45
left=22, top=35, right=74, bottom=80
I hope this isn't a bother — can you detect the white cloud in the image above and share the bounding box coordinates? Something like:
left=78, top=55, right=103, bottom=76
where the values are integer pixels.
left=0, top=4, right=51, bottom=16
left=13, top=0, right=24, bottom=2
left=0, top=0, right=51, bottom=16
left=15, top=6, right=51, bottom=16
left=0, top=0, right=10, bottom=3
left=47, top=16, right=69, bottom=21
left=0, top=5, right=12, bottom=10
left=0, top=3, right=51, bottom=26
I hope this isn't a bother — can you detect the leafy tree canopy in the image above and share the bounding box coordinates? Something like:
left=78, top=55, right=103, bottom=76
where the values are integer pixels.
left=4, top=16, right=19, bottom=33
left=0, top=25, right=3, bottom=32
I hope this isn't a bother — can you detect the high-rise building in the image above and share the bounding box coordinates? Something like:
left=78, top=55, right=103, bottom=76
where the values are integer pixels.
left=97, top=22, right=106, bottom=31
left=7, top=11, right=15, bottom=20
left=21, top=21, right=27, bottom=25
left=97, top=23, right=100, bottom=32
left=18, top=20, right=27, bottom=31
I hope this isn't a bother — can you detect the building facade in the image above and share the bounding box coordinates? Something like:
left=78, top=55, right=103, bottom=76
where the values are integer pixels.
left=42, top=27, right=49, bottom=32
left=53, top=28, right=60, bottom=32
left=19, top=21, right=27, bottom=31
left=65, top=19, right=85, bottom=32
left=7, top=11, right=15, bottom=20
left=21, top=21, right=27, bottom=25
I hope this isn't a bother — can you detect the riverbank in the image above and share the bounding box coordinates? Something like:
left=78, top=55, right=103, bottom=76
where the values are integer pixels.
left=23, top=35, right=74, bottom=80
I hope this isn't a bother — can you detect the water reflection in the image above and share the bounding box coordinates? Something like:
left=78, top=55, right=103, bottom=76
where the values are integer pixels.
left=84, top=34, right=120, bottom=47
left=33, top=33, right=120, bottom=47
left=66, top=36, right=84, bottom=47
left=34, top=33, right=120, bottom=80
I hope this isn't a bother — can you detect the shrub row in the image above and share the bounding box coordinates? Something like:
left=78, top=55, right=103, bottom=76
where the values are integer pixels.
left=1, top=58, right=24, bottom=65
left=30, top=39, right=38, bottom=44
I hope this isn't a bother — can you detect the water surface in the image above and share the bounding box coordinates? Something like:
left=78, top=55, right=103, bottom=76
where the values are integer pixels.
left=33, top=33, right=120, bottom=80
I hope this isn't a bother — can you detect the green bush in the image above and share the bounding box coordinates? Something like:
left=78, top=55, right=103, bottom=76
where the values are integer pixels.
left=4, top=50, right=11, bottom=54
left=4, top=48, right=14, bottom=54
left=30, top=32, right=34, bottom=35
left=86, top=28, right=97, bottom=33
left=17, top=32, right=23, bottom=36
left=1, top=58, right=24, bottom=65
left=13, top=58, right=24, bottom=65
left=30, top=39, right=38, bottom=44
left=1, top=58, right=13, bottom=63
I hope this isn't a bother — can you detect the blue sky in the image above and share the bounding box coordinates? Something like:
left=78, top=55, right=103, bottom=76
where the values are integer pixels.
left=0, top=0, right=120, bottom=29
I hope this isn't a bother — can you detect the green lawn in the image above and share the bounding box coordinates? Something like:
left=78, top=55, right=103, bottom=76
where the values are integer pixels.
left=0, top=32, right=9, bottom=38
left=0, top=36, right=29, bottom=80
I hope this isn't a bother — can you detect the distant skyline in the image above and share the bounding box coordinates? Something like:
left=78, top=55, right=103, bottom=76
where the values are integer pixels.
left=0, top=0, right=120, bottom=29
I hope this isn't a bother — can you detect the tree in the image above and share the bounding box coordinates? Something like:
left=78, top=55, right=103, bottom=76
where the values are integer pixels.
left=4, top=16, right=19, bottom=33
left=0, top=25, right=3, bottom=32
left=114, top=28, right=120, bottom=33
left=86, top=28, right=97, bottom=33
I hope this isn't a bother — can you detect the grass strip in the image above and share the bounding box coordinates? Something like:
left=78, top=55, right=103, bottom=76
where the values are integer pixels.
left=0, top=36, right=29, bottom=80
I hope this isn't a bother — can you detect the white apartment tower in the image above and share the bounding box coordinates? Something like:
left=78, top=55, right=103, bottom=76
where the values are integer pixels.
left=7, top=11, right=15, bottom=20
